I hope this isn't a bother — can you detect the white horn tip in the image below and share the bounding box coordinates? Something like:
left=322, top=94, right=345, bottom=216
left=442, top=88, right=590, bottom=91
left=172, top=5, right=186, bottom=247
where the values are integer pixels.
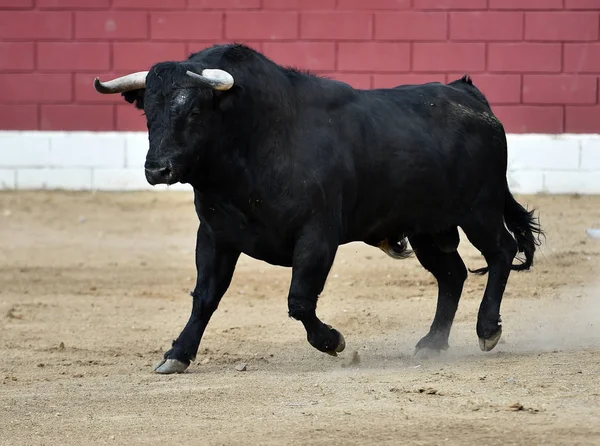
left=202, top=69, right=234, bottom=90
left=93, top=77, right=108, bottom=93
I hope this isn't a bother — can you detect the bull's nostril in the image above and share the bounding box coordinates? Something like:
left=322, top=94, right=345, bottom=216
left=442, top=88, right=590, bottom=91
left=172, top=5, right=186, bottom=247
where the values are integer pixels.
left=145, top=165, right=173, bottom=185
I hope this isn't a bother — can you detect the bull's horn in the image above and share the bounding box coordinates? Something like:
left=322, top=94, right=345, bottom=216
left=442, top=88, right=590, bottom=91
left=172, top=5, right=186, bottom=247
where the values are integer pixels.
left=186, top=69, right=234, bottom=91
left=94, top=71, right=149, bottom=94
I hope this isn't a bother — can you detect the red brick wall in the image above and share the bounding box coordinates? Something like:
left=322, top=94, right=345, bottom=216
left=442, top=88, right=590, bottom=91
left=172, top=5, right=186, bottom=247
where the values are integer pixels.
left=1, top=0, right=599, bottom=133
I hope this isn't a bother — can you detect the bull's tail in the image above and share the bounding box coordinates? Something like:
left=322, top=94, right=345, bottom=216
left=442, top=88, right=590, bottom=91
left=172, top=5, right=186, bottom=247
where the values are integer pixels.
left=470, top=186, right=544, bottom=275
left=504, top=190, right=544, bottom=272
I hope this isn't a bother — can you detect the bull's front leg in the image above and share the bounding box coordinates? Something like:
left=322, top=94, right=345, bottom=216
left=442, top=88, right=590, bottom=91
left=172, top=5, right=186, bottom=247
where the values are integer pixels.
left=154, top=225, right=240, bottom=374
left=287, top=231, right=345, bottom=356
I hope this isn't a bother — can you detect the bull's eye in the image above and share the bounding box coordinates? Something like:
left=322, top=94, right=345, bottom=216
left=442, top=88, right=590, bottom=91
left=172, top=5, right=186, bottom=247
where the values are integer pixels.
left=186, top=111, right=201, bottom=126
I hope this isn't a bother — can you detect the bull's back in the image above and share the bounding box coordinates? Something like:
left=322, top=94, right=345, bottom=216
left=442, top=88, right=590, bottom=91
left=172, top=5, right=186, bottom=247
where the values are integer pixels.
left=336, top=81, right=507, bottom=239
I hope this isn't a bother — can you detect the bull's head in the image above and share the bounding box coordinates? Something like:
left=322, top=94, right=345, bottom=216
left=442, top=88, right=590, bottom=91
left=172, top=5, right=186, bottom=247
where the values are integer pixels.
left=94, top=66, right=235, bottom=186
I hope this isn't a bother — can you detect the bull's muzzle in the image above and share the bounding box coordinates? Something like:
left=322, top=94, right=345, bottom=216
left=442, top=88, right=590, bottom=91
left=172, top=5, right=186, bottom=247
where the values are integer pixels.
left=144, top=161, right=174, bottom=185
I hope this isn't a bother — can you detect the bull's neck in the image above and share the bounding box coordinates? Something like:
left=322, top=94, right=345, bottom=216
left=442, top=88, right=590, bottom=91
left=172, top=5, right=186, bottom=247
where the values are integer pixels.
left=189, top=126, right=296, bottom=210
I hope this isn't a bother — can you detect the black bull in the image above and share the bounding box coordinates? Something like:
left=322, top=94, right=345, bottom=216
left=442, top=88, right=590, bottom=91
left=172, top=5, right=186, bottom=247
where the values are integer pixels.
left=94, top=44, right=543, bottom=374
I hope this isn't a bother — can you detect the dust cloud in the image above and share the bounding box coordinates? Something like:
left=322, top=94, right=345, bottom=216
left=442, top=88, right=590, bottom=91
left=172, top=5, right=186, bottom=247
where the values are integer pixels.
left=502, top=284, right=600, bottom=353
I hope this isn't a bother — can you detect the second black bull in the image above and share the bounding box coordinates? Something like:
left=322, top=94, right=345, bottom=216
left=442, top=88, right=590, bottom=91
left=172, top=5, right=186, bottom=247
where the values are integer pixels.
left=94, top=44, right=543, bottom=374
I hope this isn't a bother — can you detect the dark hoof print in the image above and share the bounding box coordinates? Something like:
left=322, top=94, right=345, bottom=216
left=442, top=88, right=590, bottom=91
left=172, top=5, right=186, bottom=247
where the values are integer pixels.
left=479, top=327, right=502, bottom=352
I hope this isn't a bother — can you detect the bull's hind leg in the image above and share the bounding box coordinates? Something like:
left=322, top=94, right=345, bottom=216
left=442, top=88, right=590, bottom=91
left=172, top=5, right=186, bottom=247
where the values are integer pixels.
left=411, top=232, right=467, bottom=356
left=461, top=220, right=518, bottom=351
left=287, top=228, right=345, bottom=356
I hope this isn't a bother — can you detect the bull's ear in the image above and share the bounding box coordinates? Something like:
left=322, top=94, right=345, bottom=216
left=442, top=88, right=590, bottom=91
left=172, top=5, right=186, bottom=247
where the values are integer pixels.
left=122, top=89, right=145, bottom=110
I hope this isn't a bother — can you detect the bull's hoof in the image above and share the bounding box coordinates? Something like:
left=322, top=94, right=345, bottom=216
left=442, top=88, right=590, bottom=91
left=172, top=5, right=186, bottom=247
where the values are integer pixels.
left=478, top=327, right=502, bottom=352
left=325, top=325, right=346, bottom=357
left=153, top=358, right=189, bottom=374
left=326, top=331, right=346, bottom=357
left=414, top=331, right=449, bottom=358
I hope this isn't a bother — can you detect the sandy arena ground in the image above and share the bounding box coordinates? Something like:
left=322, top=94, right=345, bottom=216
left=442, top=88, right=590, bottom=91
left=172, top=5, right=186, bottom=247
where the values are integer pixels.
left=1, top=191, right=599, bottom=445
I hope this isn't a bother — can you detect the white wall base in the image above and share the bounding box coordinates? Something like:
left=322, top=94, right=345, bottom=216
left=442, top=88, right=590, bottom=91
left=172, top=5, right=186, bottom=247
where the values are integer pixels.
left=1, top=131, right=599, bottom=194
left=0, top=132, right=190, bottom=192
